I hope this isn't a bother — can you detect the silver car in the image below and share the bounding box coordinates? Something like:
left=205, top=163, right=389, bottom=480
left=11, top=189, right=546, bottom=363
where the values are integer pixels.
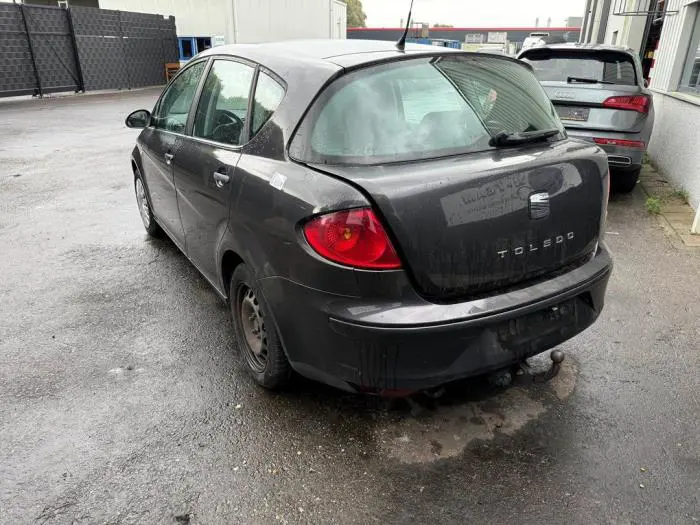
left=519, top=43, right=654, bottom=192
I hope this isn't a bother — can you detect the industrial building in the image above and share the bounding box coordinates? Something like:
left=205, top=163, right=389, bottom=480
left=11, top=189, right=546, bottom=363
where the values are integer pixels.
left=99, top=0, right=346, bottom=59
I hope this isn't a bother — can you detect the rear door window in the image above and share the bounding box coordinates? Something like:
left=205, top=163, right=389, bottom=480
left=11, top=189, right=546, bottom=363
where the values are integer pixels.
left=520, top=50, right=637, bottom=85
left=290, top=55, right=562, bottom=165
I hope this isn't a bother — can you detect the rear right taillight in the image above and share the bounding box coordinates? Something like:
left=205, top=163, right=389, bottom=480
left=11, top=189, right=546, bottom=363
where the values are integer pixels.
left=602, top=95, right=650, bottom=113
left=303, top=208, right=401, bottom=270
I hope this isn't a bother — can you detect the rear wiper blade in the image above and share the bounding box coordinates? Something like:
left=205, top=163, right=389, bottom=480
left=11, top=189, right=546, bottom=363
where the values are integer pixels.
left=567, top=76, right=614, bottom=84
left=489, top=129, right=561, bottom=147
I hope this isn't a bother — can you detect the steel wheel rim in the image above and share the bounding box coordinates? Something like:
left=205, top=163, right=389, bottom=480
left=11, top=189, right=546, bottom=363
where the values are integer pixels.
left=239, top=285, right=267, bottom=373
left=135, top=178, right=151, bottom=229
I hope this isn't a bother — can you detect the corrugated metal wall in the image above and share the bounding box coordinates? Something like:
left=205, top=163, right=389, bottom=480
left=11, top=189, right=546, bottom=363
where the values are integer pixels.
left=649, top=0, right=693, bottom=91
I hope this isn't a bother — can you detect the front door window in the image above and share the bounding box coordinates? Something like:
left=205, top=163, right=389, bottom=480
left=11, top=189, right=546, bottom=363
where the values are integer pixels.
left=193, top=60, right=255, bottom=146
left=153, top=61, right=206, bottom=134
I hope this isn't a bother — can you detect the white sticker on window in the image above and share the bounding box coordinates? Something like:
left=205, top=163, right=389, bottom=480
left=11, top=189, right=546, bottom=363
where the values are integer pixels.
left=269, top=172, right=287, bottom=190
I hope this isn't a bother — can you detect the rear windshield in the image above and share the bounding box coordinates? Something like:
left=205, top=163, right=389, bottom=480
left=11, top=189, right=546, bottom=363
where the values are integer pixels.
left=290, top=55, right=563, bottom=165
left=520, top=50, right=637, bottom=85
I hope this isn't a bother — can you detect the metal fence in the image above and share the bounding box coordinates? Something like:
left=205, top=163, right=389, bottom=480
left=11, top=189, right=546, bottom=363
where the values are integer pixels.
left=0, top=2, right=178, bottom=98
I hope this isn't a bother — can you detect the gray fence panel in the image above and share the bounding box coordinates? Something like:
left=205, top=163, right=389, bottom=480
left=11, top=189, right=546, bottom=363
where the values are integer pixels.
left=71, top=6, right=128, bottom=90
left=71, top=7, right=127, bottom=90
left=120, top=11, right=178, bottom=88
left=22, top=5, right=79, bottom=93
left=71, top=6, right=177, bottom=91
left=0, top=3, right=39, bottom=97
left=0, top=2, right=177, bottom=97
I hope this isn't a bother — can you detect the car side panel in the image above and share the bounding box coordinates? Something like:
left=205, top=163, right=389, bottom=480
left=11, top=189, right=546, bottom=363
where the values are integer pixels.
left=172, top=135, right=242, bottom=287
left=137, top=127, right=186, bottom=248
left=220, top=122, right=371, bottom=296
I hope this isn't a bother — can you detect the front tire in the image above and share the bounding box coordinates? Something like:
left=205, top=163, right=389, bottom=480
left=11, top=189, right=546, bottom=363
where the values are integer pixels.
left=230, top=264, right=292, bottom=390
left=611, top=166, right=641, bottom=194
left=134, top=169, right=162, bottom=237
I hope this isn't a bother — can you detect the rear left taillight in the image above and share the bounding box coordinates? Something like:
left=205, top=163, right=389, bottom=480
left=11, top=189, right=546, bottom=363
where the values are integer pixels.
left=602, top=95, right=650, bottom=113
left=303, top=208, right=401, bottom=270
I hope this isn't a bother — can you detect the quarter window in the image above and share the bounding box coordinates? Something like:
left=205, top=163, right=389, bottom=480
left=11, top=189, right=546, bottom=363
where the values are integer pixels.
left=251, top=71, right=285, bottom=137
left=193, top=60, right=255, bottom=146
left=153, top=61, right=206, bottom=133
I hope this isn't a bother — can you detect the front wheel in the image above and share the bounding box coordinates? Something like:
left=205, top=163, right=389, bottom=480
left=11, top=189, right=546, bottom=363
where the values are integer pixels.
left=611, top=166, right=641, bottom=194
left=134, top=170, right=162, bottom=237
left=230, top=264, right=292, bottom=389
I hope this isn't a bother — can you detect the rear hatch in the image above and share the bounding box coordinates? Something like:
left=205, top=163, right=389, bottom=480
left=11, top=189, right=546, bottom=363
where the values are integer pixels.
left=519, top=47, right=648, bottom=133
left=290, top=53, right=608, bottom=301
left=310, top=143, right=605, bottom=300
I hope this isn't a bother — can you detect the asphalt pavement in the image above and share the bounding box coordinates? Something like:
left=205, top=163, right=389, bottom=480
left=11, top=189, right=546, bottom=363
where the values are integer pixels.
left=0, top=89, right=698, bottom=524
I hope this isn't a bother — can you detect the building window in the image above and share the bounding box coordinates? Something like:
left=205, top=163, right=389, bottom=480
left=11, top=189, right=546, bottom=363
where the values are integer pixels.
left=179, top=38, right=194, bottom=61
left=196, top=37, right=212, bottom=53
left=679, top=8, right=700, bottom=95
left=178, top=37, right=213, bottom=61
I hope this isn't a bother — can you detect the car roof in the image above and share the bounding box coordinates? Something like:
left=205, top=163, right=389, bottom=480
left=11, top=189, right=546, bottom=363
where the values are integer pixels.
left=197, top=39, right=530, bottom=84
left=198, top=39, right=463, bottom=69
left=520, top=42, right=637, bottom=55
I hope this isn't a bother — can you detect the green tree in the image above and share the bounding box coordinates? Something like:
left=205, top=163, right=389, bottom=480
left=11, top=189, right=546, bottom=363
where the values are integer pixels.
left=343, top=0, right=367, bottom=28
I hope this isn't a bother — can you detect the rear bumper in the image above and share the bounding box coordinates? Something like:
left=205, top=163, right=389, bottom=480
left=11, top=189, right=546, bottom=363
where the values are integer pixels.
left=260, top=245, right=613, bottom=392
left=566, top=129, right=646, bottom=168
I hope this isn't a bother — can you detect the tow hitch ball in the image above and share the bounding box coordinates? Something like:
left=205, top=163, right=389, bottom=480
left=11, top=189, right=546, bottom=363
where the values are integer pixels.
left=489, top=350, right=565, bottom=387
left=531, top=350, right=565, bottom=383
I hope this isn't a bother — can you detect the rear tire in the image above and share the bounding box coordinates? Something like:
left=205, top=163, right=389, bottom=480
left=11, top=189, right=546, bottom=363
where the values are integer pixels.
left=134, top=169, right=163, bottom=237
left=611, top=166, right=641, bottom=194
left=230, top=264, right=292, bottom=390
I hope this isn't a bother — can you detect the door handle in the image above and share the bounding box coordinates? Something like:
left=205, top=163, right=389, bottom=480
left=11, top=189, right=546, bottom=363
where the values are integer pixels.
left=164, top=152, right=175, bottom=165
left=213, top=171, right=230, bottom=188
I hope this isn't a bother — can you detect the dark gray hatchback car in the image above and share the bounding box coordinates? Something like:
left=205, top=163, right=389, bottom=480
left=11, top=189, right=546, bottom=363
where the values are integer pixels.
left=125, top=40, right=613, bottom=394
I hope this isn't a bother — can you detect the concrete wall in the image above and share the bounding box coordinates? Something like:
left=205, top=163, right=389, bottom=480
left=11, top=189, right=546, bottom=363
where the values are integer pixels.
left=648, top=93, right=700, bottom=214
left=647, top=0, right=700, bottom=229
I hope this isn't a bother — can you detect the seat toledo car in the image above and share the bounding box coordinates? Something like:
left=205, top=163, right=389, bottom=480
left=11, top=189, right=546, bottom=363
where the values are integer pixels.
left=519, top=43, right=654, bottom=193
left=125, top=40, right=613, bottom=394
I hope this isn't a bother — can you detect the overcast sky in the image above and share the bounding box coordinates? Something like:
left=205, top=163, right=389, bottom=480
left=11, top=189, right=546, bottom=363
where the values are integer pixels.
left=362, top=0, right=586, bottom=28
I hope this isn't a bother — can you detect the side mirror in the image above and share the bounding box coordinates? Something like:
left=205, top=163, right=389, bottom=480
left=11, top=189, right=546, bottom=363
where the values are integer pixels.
left=125, top=109, right=151, bottom=129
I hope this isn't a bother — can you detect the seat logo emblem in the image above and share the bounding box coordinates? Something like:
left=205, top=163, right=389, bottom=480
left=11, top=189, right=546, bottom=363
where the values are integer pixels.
left=529, top=192, right=550, bottom=220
